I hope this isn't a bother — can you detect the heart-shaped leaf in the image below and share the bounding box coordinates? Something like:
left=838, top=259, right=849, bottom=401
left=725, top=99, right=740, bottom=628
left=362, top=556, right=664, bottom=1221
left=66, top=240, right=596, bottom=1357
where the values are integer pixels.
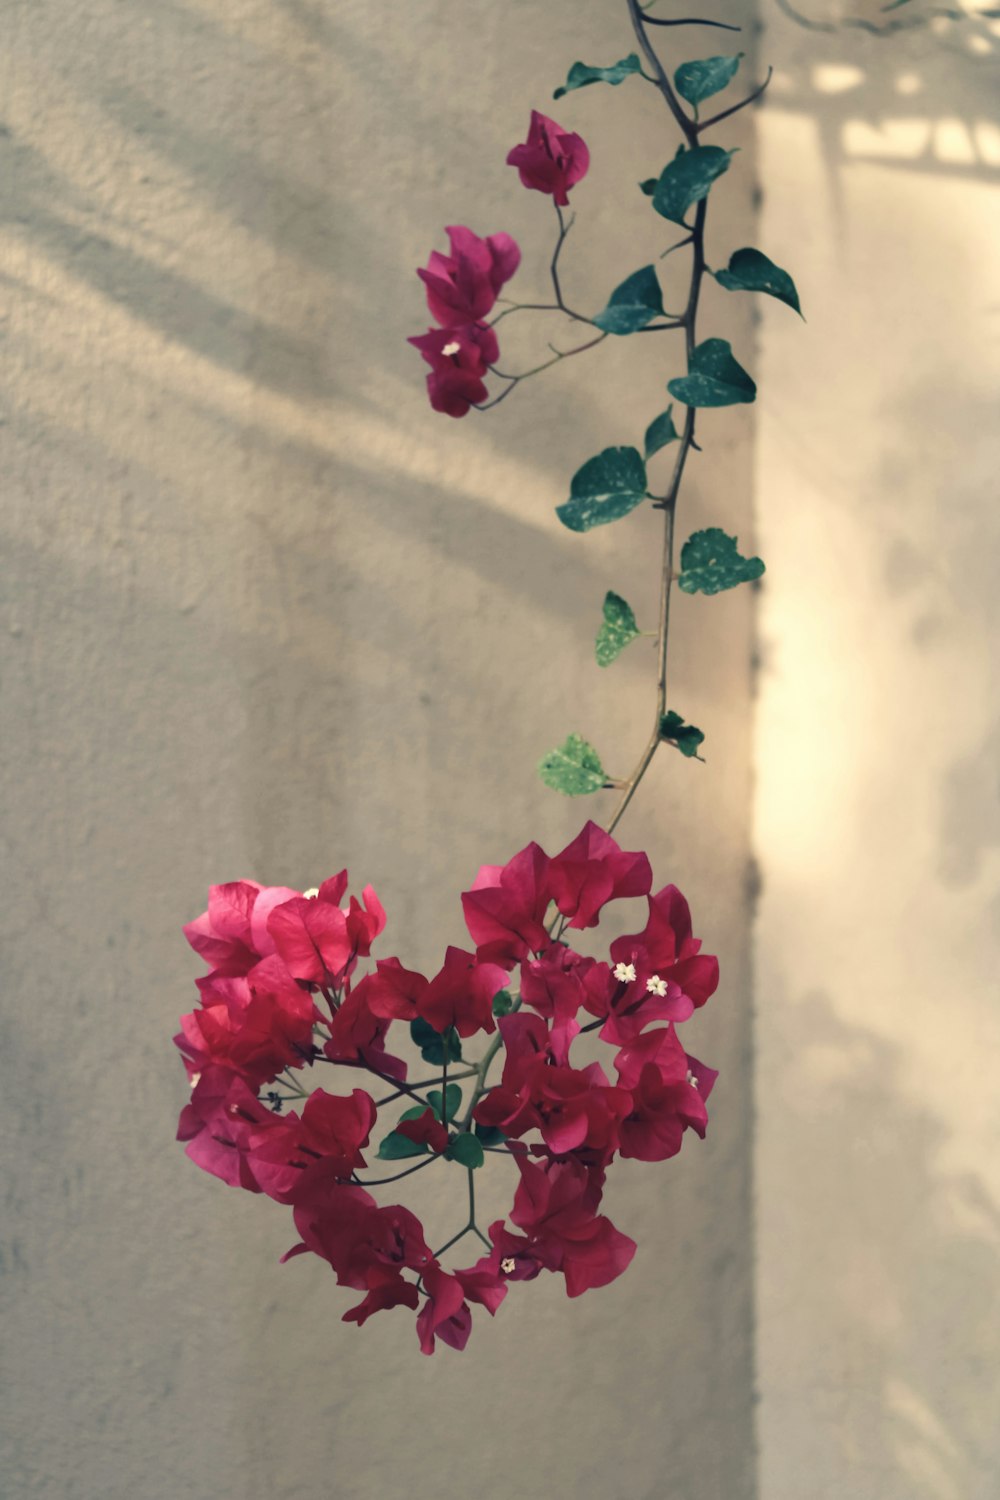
left=427, top=1084, right=464, bottom=1123
left=651, top=146, right=733, bottom=226
left=475, top=1121, right=507, bottom=1147
left=678, top=527, right=765, bottom=594
left=667, top=338, right=756, bottom=407
left=644, top=404, right=680, bottom=459
left=557, top=446, right=648, bottom=532
left=592, top=265, right=665, bottom=335
left=554, top=53, right=642, bottom=98
left=595, top=591, right=640, bottom=667
left=714, top=247, right=802, bottom=316
left=539, top=734, right=606, bottom=796
left=409, top=1017, right=462, bottom=1065
left=492, top=990, right=515, bottom=1017
left=674, top=54, right=743, bottom=106
left=377, top=1129, right=429, bottom=1161
left=445, top=1133, right=485, bottom=1169
left=659, top=711, right=705, bottom=759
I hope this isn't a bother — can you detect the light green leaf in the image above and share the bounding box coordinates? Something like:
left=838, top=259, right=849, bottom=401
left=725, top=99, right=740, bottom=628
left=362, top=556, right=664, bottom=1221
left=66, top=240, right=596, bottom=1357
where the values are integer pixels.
left=592, top=265, right=664, bottom=335
left=651, top=146, right=734, bottom=226
left=674, top=54, right=744, bottom=107
left=595, top=591, right=640, bottom=667
left=678, top=527, right=765, bottom=595
left=714, top=247, right=802, bottom=316
left=409, top=1017, right=462, bottom=1065
left=644, top=404, right=680, bottom=459
left=445, top=1133, right=485, bottom=1169
left=659, top=711, right=705, bottom=759
left=554, top=53, right=643, bottom=99
left=667, top=337, right=755, bottom=407
left=538, top=733, right=606, bottom=796
left=427, top=1084, right=463, bottom=1123
left=556, top=446, right=648, bottom=532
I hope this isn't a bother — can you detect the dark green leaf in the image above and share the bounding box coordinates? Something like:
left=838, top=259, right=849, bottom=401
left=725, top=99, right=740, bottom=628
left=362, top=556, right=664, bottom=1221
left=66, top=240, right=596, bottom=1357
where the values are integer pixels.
left=409, top=1017, right=462, bottom=1065
left=644, top=404, right=680, bottom=460
left=592, top=265, right=665, bottom=335
left=556, top=446, right=648, bottom=532
left=595, top=591, right=640, bottom=667
left=651, top=146, right=734, bottom=226
left=639, top=178, right=658, bottom=197
left=475, top=1122, right=507, bottom=1147
left=398, top=1103, right=432, bottom=1123
left=659, top=710, right=705, bottom=759
left=667, top=337, right=755, bottom=407
left=377, top=1130, right=429, bottom=1161
left=674, top=53, right=743, bottom=106
left=427, top=1084, right=463, bottom=1122
left=714, top=247, right=802, bottom=316
left=492, top=990, right=515, bottom=1017
left=445, top=1133, right=485, bottom=1169
left=538, top=734, right=606, bottom=796
left=678, top=527, right=765, bottom=594
left=554, top=53, right=642, bottom=99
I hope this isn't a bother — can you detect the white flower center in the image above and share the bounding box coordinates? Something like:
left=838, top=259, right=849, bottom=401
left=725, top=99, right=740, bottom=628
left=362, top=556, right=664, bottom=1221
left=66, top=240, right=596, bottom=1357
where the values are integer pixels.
left=500, top=1257, right=516, bottom=1274
left=613, top=962, right=637, bottom=984
left=646, top=974, right=667, bottom=997
left=302, top=887, right=319, bottom=900
left=441, top=340, right=461, bottom=356
left=686, top=1070, right=698, bottom=1088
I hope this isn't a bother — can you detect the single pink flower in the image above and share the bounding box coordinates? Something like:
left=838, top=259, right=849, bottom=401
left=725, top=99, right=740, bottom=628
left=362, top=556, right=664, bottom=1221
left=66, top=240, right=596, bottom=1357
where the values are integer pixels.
left=506, top=111, right=590, bottom=207
left=547, top=821, right=652, bottom=929
left=416, top=1264, right=473, bottom=1354
left=417, top=226, right=520, bottom=327
left=408, top=322, right=500, bottom=418
left=461, top=841, right=552, bottom=968
left=419, top=946, right=508, bottom=1038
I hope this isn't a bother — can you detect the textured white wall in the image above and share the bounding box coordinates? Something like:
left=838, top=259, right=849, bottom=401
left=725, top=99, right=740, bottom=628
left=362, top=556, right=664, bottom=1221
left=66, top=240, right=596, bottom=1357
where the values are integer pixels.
left=0, top=3, right=759, bottom=1498
left=755, top=9, right=1000, bottom=1498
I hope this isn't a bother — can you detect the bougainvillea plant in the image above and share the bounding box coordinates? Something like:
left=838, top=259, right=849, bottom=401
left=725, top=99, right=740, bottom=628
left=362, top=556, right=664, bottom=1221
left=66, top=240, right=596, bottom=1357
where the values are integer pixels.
left=175, top=1, right=800, bottom=1354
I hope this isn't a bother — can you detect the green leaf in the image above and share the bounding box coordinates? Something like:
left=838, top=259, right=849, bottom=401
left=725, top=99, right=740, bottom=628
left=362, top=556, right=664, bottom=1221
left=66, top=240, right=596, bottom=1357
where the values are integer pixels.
left=714, top=247, right=802, bottom=316
left=644, top=404, right=680, bottom=460
left=674, top=53, right=743, bottom=106
left=595, top=591, right=640, bottom=667
left=398, top=1103, right=432, bottom=1123
left=678, top=527, right=765, bottom=595
left=659, top=710, right=705, bottom=759
left=409, top=1017, right=462, bottom=1065
left=492, top=990, right=515, bottom=1017
left=592, top=265, right=664, bottom=335
left=538, top=733, right=606, bottom=796
left=651, top=146, right=734, bottom=226
left=556, top=446, right=648, bottom=532
left=377, top=1130, right=429, bottom=1161
left=638, top=178, right=658, bottom=197
left=427, top=1084, right=463, bottom=1122
left=475, top=1121, right=507, bottom=1147
left=554, top=53, right=642, bottom=99
left=445, top=1133, right=485, bottom=1169
left=667, top=337, right=755, bottom=407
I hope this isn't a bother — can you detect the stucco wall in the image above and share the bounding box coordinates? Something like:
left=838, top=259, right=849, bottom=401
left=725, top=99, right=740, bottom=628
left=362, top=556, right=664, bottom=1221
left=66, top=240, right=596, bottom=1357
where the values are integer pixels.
left=755, top=8, right=1000, bottom=1498
left=0, top=3, right=759, bottom=1498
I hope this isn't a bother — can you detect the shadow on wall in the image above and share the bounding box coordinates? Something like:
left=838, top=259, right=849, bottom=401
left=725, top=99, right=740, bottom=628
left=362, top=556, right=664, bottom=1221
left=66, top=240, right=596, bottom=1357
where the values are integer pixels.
left=767, top=990, right=1000, bottom=1494
left=767, top=0, right=1000, bottom=196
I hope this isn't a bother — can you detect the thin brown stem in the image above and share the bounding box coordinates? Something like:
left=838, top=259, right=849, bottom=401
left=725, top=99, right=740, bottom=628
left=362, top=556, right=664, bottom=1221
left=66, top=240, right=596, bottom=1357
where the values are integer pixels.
left=697, top=67, right=773, bottom=132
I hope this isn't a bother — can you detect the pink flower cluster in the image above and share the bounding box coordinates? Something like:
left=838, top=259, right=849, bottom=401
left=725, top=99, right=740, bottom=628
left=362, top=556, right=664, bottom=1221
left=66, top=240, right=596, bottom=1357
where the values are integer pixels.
left=175, top=822, right=718, bottom=1354
left=409, top=112, right=590, bottom=417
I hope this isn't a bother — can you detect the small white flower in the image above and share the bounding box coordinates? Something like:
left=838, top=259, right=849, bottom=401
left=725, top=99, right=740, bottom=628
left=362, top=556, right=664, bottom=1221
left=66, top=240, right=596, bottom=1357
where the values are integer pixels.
left=686, top=1069, right=698, bottom=1089
left=441, top=340, right=461, bottom=356
left=646, top=974, right=667, bottom=997
left=613, top=961, right=637, bottom=984
left=500, top=1257, right=516, bottom=1274
left=189, top=1072, right=201, bottom=1089
left=302, top=887, right=319, bottom=900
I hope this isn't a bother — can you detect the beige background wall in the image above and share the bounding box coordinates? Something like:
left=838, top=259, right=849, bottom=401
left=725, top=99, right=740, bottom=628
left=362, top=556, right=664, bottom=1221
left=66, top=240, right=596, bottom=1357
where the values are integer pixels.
left=1, top=3, right=759, bottom=1499
left=755, top=7, right=1000, bottom=1498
